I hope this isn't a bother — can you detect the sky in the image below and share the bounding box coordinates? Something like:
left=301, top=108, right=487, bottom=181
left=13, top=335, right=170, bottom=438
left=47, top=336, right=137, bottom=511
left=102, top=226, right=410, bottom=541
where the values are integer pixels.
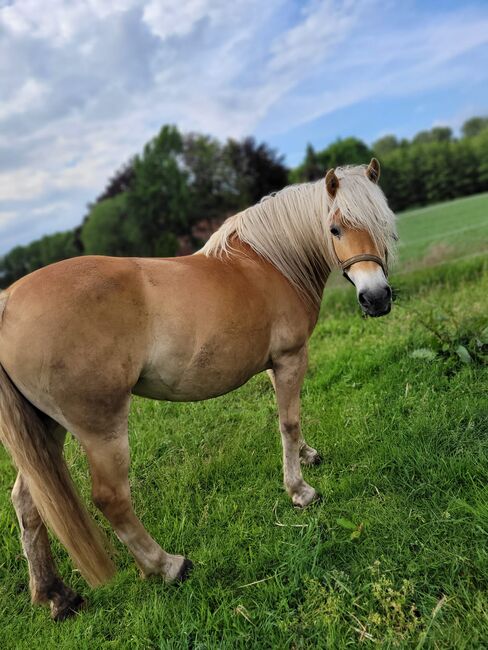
left=1, top=0, right=487, bottom=255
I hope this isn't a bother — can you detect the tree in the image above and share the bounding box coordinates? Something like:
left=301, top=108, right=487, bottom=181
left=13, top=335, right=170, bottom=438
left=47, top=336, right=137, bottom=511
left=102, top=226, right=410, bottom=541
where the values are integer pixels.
left=127, top=125, right=189, bottom=256
left=318, top=137, right=374, bottom=169
left=182, top=133, right=227, bottom=223
left=461, top=116, right=488, bottom=138
left=413, top=126, right=452, bottom=144
left=292, top=137, right=374, bottom=182
left=81, top=194, right=135, bottom=256
left=221, top=137, right=288, bottom=208
left=290, top=143, right=324, bottom=183
left=450, top=140, right=479, bottom=197
left=0, top=230, right=79, bottom=288
left=422, top=142, right=456, bottom=203
left=372, top=135, right=400, bottom=157
left=472, top=127, right=488, bottom=190
left=95, top=160, right=136, bottom=204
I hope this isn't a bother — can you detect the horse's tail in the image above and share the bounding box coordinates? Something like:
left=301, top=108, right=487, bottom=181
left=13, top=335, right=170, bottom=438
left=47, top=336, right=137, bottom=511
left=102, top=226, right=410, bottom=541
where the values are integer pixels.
left=0, top=363, right=116, bottom=586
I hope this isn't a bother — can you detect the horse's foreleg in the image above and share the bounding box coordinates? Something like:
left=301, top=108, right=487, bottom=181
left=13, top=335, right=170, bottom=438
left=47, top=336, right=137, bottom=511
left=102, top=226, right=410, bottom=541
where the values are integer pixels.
left=82, top=430, right=192, bottom=583
left=11, top=472, right=84, bottom=620
left=272, top=349, right=319, bottom=507
left=267, top=368, right=321, bottom=468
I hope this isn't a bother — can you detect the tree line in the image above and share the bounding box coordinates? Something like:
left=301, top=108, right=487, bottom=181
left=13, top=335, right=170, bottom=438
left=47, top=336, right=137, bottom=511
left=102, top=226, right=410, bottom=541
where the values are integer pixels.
left=1, top=116, right=487, bottom=287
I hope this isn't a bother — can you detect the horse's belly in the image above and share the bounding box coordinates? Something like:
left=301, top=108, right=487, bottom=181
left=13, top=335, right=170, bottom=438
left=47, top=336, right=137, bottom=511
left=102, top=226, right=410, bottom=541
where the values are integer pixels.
left=133, top=312, right=272, bottom=402
left=132, top=361, right=267, bottom=402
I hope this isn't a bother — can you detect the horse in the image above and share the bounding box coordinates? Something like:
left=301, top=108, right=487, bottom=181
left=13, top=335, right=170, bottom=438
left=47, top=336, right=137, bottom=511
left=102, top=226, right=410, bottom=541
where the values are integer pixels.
left=0, top=158, right=397, bottom=620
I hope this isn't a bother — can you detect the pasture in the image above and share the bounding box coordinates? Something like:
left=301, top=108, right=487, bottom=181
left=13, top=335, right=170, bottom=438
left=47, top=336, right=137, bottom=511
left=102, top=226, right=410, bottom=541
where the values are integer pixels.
left=0, top=193, right=487, bottom=648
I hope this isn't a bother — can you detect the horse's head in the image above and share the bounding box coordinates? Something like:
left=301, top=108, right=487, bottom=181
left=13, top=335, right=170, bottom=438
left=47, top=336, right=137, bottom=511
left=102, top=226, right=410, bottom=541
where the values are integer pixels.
left=325, top=159, right=397, bottom=318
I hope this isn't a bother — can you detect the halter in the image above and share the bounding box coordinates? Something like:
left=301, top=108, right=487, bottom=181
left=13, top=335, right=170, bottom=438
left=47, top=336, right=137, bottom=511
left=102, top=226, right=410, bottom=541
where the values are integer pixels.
left=340, top=253, right=388, bottom=286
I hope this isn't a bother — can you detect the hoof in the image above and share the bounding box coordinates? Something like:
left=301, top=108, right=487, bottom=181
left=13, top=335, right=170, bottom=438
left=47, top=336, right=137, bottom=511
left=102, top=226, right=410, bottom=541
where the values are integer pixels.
left=175, top=558, right=193, bottom=583
left=292, top=485, right=320, bottom=508
left=51, top=593, right=85, bottom=622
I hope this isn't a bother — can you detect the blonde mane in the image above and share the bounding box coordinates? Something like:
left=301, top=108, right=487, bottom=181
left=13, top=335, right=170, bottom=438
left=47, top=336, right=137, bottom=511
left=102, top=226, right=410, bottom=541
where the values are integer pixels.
left=200, top=165, right=397, bottom=306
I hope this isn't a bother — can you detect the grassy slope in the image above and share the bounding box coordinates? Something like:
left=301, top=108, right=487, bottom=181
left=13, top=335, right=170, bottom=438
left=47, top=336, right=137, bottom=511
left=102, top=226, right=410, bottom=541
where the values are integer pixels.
left=0, top=195, right=487, bottom=649
left=396, top=192, right=488, bottom=268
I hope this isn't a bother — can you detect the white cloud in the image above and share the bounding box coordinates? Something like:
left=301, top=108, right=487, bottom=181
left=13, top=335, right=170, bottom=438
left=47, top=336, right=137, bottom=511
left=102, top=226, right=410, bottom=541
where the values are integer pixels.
left=0, top=168, right=50, bottom=202
left=269, top=0, right=360, bottom=74
left=0, top=0, right=137, bottom=44
left=142, top=0, right=227, bottom=41
left=0, top=78, right=48, bottom=121
left=0, top=210, right=16, bottom=227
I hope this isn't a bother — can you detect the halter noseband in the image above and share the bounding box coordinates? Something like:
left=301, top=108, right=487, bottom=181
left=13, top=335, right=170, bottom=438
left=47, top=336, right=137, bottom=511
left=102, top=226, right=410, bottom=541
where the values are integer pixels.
left=340, top=253, right=388, bottom=286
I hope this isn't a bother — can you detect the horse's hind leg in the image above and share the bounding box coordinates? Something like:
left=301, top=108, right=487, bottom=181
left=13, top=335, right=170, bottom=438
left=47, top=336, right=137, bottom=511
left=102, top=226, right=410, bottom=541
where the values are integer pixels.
left=267, top=368, right=321, bottom=466
left=80, top=425, right=192, bottom=582
left=11, top=445, right=85, bottom=621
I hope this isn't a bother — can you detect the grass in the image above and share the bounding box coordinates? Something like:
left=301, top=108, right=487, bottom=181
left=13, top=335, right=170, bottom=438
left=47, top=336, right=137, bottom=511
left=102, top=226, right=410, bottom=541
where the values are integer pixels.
left=396, top=192, right=488, bottom=269
left=0, top=194, right=487, bottom=648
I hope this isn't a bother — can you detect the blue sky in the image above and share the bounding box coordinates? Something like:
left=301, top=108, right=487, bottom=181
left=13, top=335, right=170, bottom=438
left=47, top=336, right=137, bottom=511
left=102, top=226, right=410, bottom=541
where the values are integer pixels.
left=0, top=0, right=487, bottom=254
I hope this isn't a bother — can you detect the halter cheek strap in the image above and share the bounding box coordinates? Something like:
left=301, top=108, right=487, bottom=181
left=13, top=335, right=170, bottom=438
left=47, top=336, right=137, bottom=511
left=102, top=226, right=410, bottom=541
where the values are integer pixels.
left=340, top=253, right=388, bottom=285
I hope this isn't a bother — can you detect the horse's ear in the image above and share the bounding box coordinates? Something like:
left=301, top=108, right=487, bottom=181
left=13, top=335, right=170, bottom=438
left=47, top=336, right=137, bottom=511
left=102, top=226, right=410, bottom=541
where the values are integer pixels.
left=366, top=157, right=381, bottom=183
left=325, top=168, right=339, bottom=198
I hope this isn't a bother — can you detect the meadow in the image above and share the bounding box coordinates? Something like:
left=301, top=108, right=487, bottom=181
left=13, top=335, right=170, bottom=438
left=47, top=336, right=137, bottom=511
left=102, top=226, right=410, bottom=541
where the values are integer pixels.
left=0, top=193, right=487, bottom=648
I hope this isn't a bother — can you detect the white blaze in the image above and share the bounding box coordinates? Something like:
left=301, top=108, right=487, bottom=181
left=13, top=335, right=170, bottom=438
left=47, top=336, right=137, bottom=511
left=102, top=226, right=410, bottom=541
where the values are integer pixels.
left=348, top=265, right=388, bottom=295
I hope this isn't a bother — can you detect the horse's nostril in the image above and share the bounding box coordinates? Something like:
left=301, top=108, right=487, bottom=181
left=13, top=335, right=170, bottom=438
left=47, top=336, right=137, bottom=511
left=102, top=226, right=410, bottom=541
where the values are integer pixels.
left=385, top=285, right=392, bottom=300
left=358, top=291, right=368, bottom=306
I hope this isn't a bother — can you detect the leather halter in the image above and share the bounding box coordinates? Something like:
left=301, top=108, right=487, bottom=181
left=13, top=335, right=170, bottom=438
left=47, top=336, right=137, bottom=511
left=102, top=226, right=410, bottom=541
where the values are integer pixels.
left=340, top=253, right=388, bottom=286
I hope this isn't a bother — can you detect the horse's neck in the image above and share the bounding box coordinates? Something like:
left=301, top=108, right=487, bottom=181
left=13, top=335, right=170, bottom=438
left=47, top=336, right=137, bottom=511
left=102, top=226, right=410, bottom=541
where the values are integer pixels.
left=227, top=237, right=326, bottom=326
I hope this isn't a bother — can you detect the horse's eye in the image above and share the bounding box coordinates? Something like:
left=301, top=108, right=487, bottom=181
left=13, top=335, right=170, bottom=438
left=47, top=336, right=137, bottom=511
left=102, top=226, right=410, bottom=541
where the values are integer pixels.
left=330, top=225, right=341, bottom=237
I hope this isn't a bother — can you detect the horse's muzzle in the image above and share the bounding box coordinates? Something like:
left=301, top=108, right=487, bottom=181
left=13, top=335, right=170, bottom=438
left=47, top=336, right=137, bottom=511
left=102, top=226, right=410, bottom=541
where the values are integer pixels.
left=358, top=285, right=392, bottom=317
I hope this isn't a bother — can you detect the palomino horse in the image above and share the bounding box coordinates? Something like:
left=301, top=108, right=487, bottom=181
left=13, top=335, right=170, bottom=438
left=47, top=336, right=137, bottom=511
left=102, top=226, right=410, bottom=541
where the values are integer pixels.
left=0, top=159, right=396, bottom=619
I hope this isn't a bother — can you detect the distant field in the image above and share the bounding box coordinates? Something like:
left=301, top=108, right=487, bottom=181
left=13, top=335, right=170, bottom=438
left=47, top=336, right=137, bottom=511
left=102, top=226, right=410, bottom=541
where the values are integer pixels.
left=0, top=196, right=487, bottom=648
left=396, top=192, right=488, bottom=270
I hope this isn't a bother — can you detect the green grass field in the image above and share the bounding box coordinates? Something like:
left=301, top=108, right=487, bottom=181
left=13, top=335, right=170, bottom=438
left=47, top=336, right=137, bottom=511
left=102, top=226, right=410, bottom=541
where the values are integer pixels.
left=396, top=192, right=488, bottom=269
left=0, top=194, right=487, bottom=648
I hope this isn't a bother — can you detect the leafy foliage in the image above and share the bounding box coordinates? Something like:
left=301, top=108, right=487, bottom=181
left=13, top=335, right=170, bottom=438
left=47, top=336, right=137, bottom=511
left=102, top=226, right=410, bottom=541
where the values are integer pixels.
left=291, top=137, right=373, bottom=182
left=126, top=125, right=189, bottom=256
left=462, top=116, right=488, bottom=138
left=94, top=160, right=135, bottom=204
left=377, top=119, right=488, bottom=211
left=81, top=194, right=135, bottom=257
left=0, top=230, right=80, bottom=287
left=408, top=305, right=488, bottom=369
